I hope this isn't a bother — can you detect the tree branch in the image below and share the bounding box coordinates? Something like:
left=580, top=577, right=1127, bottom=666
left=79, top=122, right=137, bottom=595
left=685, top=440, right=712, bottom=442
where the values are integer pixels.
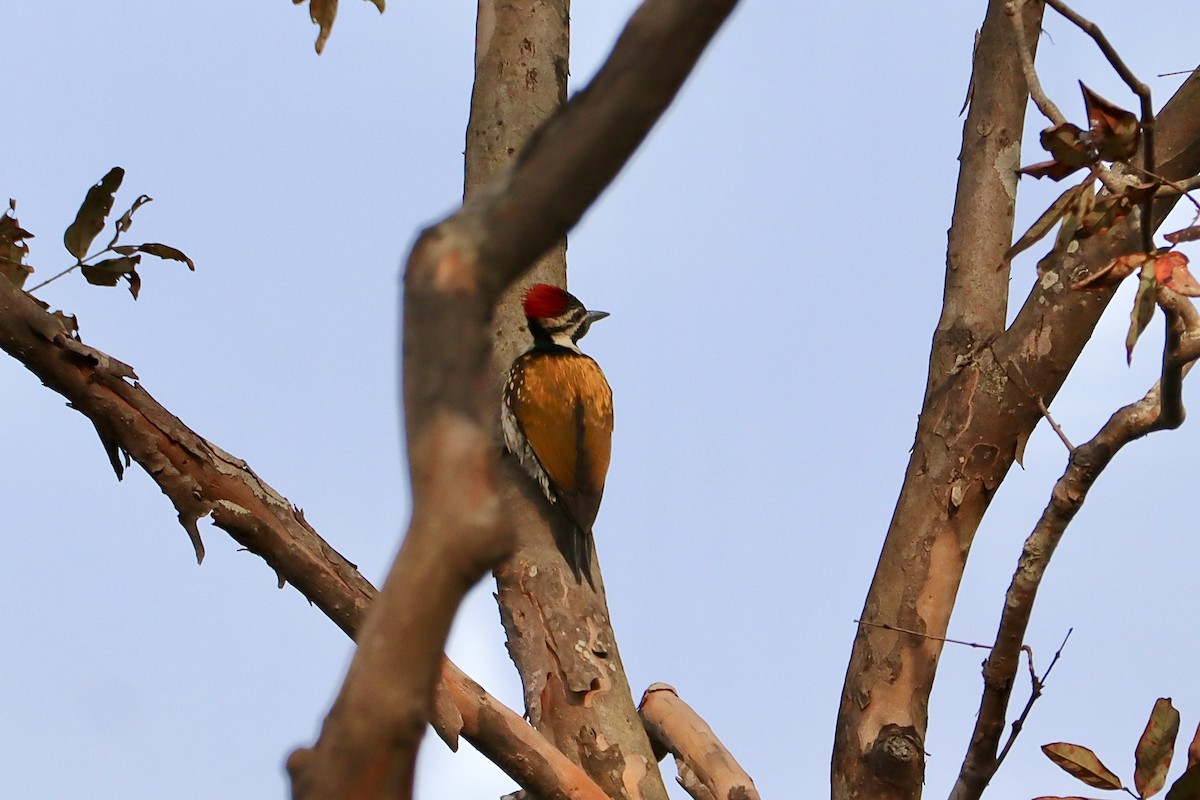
left=291, top=1, right=741, bottom=798
left=949, top=290, right=1199, bottom=800
left=639, top=684, right=761, bottom=800
left=834, top=1, right=1044, bottom=795
left=0, top=274, right=611, bottom=800
left=835, top=8, right=1200, bottom=799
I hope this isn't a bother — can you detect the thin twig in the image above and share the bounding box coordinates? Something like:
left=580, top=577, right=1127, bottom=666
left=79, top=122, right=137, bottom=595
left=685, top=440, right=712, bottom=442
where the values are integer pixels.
left=26, top=262, right=82, bottom=292
left=1006, top=0, right=1066, bottom=126
left=1035, top=396, right=1074, bottom=451
left=854, top=620, right=993, bottom=651
left=995, top=629, right=1073, bottom=766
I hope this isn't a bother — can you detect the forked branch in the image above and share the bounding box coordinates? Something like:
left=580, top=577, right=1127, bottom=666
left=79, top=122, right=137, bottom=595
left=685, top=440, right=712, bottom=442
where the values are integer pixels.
left=0, top=275, right=608, bottom=800
left=290, top=1, right=741, bottom=798
left=950, top=290, right=1199, bottom=800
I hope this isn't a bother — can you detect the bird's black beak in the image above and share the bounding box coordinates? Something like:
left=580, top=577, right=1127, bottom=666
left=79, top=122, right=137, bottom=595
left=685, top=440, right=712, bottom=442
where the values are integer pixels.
left=586, top=310, right=610, bottom=324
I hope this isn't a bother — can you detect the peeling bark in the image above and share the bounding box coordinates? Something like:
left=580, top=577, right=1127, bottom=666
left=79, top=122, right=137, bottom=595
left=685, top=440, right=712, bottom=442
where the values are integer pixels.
left=833, top=3, right=1200, bottom=798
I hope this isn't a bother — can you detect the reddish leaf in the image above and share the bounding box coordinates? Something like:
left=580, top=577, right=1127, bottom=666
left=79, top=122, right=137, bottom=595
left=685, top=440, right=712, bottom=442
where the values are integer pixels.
left=1127, top=263, right=1158, bottom=363
left=1165, top=225, right=1200, bottom=245
left=1081, top=82, right=1141, bottom=162
left=64, top=167, right=124, bottom=260
left=1042, top=742, right=1124, bottom=790
left=1072, top=252, right=1148, bottom=290
left=1155, top=252, right=1187, bottom=283
left=1153, top=252, right=1200, bottom=295
left=1135, top=698, right=1180, bottom=799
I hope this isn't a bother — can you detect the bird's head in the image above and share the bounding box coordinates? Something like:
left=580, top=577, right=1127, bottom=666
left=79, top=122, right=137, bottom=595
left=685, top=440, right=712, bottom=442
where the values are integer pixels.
left=522, top=284, right=609, bottom=351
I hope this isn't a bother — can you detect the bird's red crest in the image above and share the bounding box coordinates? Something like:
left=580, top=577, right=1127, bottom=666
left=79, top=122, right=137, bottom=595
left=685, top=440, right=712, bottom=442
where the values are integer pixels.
left=522, top=284, right=571, bottom=319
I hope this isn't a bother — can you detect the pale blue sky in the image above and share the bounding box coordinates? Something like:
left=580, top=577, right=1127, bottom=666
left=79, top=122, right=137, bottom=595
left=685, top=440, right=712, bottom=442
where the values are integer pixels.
left=5, top=2, right=1200, bottom=798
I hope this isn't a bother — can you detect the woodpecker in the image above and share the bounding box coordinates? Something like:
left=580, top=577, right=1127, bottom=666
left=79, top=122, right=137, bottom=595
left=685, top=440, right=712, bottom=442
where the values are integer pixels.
left=502, top=283, right=613, bottom=584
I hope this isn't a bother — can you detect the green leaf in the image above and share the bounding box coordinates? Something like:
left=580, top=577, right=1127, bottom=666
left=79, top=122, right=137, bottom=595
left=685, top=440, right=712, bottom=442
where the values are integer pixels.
left=64, top=167, right=124, bottom=260
left=1041, top=742, right=1123, bottom=790
left=1126, top=263, right=1158, bottom=364
left=1135, top=698, right=1180, bottom=799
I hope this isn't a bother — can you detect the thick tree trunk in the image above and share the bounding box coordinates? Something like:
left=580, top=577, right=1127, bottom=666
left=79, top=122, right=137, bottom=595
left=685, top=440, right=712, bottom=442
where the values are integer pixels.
left=466, top=2, right=670, bottom=799
left=832, top=3, right=1200, bottom=798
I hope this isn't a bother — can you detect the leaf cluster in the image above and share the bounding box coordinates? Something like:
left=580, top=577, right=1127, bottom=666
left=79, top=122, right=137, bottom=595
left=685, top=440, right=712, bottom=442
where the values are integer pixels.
left=1036, top=697, right=1200, bottom=800
left=0, top=167, right=196, bottom=300
left=1006, top=81, right=1200, bottom=362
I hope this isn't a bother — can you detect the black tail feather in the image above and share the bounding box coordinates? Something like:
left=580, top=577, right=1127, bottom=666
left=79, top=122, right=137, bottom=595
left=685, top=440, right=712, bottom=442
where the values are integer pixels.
left=553, top=516, right=595, bottom=589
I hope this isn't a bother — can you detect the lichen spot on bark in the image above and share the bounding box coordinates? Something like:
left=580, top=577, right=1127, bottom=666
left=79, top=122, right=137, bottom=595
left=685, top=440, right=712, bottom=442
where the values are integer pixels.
left=995, top=140, right=1020, bottom=202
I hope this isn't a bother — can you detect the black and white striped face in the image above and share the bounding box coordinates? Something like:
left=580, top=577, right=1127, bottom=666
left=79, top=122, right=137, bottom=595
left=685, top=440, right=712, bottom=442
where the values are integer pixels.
left=532, top=305, right=609, bottom=352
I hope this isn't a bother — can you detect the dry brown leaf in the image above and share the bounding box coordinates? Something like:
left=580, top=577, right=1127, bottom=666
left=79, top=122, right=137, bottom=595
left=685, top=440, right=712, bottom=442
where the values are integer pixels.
left=115, top=242, right=195, bottom=271
left=111, top=194, right=153, bottom=241
left=64, top=167, right=124, bottom=260
left=1081, top=82, right=1141, bottom=162
left=81, top=254, right=142, bottom=299
left=1134, top=697, right=1180, bottom=799
left=1165, top=225, right=1200, bottom=244
left=1019, top=123, right=1092, bottom=181
left=1041, top=742, right=1123, bottom=790
left=1006, top=180, right=1088, bottom=262
left=0, top=202, right=35, bottom=288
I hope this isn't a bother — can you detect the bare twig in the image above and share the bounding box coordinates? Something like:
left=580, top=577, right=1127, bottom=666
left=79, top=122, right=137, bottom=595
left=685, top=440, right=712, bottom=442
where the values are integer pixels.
left=639, top=684, right=761, bottom=800
left=1006, top=0, right=1066, bottom=125
left=994, top=629, right=1073, bottom=767
left=854, top=619, right=993, bottom=651
left=1035, top=396, right=1074, bottom=451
